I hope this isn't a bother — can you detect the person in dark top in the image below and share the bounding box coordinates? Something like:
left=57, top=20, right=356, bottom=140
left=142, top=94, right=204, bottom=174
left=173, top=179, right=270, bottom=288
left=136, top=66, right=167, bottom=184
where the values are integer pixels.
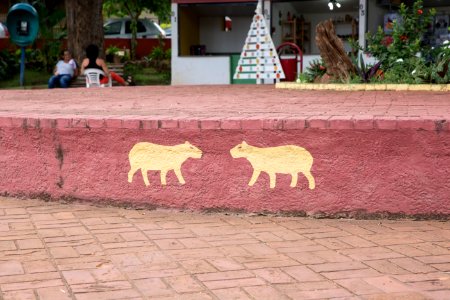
left=80, top=44, right=129, bottom=86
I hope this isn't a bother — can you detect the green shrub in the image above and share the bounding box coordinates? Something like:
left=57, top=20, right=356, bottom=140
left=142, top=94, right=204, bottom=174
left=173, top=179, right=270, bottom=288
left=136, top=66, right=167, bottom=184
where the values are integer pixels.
left=0, top=50, right=19, bottom=81
left=16, top=49, right=46, bottom=71
left=106, top=45, right=120, bottom=56
left=304, top=59, right=327, bottom=82
left=14, top=44, right=61, bottom=74
left=41, top=41, right=62, bottom=73
left=147, top=45, right=171, bottom=73
left=364, top=0, right=449, bottom=83
left=164, top=48, right=171, bottom=60
left=149, top=46, right=165, bottom=61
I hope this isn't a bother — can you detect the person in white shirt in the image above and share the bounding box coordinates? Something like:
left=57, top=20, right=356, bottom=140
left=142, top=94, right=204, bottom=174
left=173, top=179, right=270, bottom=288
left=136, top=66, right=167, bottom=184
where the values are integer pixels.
left=48, top=50, right=78, bottom=88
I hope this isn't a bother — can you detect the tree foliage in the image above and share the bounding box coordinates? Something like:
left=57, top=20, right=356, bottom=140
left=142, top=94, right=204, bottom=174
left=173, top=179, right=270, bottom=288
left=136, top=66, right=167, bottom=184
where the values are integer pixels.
left=35, top=1, right=66, bottom=71
left=103, top=0, right=170, bottom=59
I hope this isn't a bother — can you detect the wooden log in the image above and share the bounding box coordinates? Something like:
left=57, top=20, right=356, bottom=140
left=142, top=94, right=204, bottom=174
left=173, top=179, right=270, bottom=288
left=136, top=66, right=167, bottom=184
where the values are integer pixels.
left=315, top=20, right=356, bottom=83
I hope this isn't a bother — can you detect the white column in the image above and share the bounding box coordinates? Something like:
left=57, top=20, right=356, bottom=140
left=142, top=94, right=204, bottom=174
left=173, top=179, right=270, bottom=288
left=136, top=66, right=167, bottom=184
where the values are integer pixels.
left=171, top=3, right=178, bottom=58
left=358, top=0, right=367, bottom=50
left=170, top=3, right=178, bottom=85
left=263, top=0, right=271, bottom=29
left=263, top=0, right=273, bottom=84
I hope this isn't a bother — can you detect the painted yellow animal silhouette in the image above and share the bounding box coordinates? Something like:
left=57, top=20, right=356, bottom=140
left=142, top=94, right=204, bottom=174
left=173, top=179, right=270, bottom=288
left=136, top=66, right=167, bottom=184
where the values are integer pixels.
left=230, top=141, right=315, bottom=189
left=128, top=141, right=202, bottom=186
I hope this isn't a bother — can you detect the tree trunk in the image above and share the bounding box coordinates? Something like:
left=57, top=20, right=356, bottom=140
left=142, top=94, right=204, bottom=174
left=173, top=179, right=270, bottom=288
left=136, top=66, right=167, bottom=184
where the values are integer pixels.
left=125, top=3, right=143, bottom=61
left=65, top=0, right=104, bottom=63
left=130, top=15, right=139, bottom=61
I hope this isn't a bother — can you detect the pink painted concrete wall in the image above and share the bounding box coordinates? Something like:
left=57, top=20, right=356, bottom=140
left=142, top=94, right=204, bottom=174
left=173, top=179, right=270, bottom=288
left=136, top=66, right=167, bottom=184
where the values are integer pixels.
left=0, top=124, right=449, bottom=216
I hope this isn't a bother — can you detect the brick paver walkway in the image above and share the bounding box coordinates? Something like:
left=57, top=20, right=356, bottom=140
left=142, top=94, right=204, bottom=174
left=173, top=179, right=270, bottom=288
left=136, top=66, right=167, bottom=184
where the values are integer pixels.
left=0, top=197, right=449, bottom=299
left=0, top=86, right=449, bottom=120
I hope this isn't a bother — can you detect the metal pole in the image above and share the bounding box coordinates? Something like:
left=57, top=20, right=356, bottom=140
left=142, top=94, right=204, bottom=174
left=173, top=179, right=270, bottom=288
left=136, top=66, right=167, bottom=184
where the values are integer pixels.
left=19, top=47, right=25, bottom=87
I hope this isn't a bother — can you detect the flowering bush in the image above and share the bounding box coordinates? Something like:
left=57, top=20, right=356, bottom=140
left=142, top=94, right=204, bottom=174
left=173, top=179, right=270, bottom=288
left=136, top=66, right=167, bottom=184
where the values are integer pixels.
left=365, top=0, right=449, bottom=83
left=304, top=59, right=327, bottom=82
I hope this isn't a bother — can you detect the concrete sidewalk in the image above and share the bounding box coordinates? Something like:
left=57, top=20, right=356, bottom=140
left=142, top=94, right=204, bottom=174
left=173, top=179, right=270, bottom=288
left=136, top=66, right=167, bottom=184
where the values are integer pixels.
left=0, top=197, right=449, bottom=300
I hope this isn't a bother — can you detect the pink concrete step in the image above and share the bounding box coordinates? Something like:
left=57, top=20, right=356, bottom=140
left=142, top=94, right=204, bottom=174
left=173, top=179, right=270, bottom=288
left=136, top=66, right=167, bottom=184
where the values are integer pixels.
left=0, top=86, right=449, bottom=217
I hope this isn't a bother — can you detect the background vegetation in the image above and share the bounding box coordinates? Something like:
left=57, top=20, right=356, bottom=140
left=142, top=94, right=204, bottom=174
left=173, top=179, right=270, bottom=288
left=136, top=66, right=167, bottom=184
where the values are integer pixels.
left=302, top=0, right=449, bottom=84
left=0, top=0, right=171, bottom=88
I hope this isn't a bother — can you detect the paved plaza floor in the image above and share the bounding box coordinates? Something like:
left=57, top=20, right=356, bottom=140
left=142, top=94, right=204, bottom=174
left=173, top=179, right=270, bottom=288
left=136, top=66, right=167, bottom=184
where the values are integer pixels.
left=0, top=85, right=449, bottom=121
left=0, top=196, right=449, bottom=300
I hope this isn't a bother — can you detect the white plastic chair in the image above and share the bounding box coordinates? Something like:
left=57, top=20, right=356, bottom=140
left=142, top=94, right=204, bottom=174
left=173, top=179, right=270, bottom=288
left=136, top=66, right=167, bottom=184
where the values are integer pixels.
left=84, top=68, right=112, bottom=88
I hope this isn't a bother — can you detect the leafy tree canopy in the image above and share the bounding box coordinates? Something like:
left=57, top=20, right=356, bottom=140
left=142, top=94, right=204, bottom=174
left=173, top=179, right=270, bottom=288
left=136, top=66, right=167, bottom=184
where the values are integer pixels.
left=103, top=0, right=170, bottom=23
left=103, top=0, right=170, bottom=59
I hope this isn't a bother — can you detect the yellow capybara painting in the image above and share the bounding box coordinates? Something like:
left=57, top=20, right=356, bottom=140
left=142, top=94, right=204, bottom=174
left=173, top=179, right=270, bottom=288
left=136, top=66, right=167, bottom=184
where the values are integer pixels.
left=230, top=141, right=315, bottom=189
left=128, top=141, right=202, bottom=186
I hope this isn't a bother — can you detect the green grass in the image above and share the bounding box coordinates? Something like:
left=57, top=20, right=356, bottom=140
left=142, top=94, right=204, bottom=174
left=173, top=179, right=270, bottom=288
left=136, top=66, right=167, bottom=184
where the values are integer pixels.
left=0, top=65, right=170, bottom=89
left=125, top=64, right=170, bottom=86
left=0, top=69, right=50, bottom=89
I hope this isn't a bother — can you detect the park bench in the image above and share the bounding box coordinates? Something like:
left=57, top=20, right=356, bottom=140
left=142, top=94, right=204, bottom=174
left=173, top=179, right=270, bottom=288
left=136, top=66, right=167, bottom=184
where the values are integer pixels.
left=70, top=63, right=125, bottom=88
